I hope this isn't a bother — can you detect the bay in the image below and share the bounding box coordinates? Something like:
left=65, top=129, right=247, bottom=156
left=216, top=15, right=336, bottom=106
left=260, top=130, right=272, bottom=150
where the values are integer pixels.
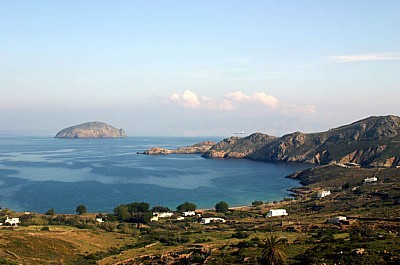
left=0, top=136, right=310, bottom=213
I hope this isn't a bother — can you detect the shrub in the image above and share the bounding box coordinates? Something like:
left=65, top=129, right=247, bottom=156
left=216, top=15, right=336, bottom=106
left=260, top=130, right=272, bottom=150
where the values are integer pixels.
left=215, top=201, right=229, bottom=213
left=252, top=200, right=263, bottom=207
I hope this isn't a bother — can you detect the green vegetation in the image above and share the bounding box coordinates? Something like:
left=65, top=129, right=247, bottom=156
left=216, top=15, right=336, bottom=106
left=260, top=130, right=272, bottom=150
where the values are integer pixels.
left=252, top=200, right=264, bottom=207
left=176, top=201, right=197, bottom=212
left=260, top=236, right=287, bottom=265
left=45, top=208, right=55, bottom=216
left=215, top=201, right=229, bottom=213
left=75, top=204, right=87, bottom=215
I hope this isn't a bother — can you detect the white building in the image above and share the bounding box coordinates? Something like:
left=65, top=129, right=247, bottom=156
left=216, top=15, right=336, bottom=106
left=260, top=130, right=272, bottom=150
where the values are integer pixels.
left=266, top=209, right=288, bottom=217
left=364, top=177, right=378, bottom=183
left=316, top=190, right=331, bottom=198
left=182, top=211, right=196, bottom=217
left=5, top=217, right=20, bottom=226
left=151, top=212, right=174, bottom=222
left=201, top=217, right=226, bottom=224
left=95, top=218, right=104, bottom=223
left=153, top=212, right=174, bottom=218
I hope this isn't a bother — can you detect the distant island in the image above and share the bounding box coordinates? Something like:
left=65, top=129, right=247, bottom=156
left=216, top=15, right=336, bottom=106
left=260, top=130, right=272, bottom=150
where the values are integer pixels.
left=203, top=115, right=400, bottom=168
left=54, top=121, right=127, bottom=139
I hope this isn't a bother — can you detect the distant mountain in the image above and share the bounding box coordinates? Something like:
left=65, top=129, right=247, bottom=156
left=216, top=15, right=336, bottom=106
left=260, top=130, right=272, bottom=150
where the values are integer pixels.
left=203, top=115, right=400, bottom=168
left=55, top=121, right=127, bottom=139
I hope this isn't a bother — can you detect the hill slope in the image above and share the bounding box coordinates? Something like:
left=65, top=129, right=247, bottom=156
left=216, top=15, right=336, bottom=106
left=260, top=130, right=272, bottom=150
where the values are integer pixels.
left=55, top=121, right=127, bottom=139
left=203, top=115, right=400, bottom=167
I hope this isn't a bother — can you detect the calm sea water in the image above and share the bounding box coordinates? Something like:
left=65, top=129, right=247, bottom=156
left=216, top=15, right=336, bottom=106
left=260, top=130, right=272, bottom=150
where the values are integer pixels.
left=0, top=136, right=310, bottom=214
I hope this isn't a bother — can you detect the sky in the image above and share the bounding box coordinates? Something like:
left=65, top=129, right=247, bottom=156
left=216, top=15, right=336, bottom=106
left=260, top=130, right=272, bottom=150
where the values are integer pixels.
left=1, top=0, right=399, bottom=137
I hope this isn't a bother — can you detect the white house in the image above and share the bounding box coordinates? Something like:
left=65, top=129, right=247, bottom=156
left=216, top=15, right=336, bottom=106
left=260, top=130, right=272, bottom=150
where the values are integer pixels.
left=364, top=177, right=378, bottom=183
left=176, top=216, right=185, bottom=221
left=201, top=217, right=226, bottom=224
left=316, top=190, right=331, bottom=198
left=5, top=217, right=20, bottom=226
left=95, top=218, right=104, bottom=223
left=151, top=212, right=174, bottom=222
left=182, top=211, right=196, bottom=217
left=266, top=209, right=288, bottom=217
left=154, top=212, right=174, bottom=218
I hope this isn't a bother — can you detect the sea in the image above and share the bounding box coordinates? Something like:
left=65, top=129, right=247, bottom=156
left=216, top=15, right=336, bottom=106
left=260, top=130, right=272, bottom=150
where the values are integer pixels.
left=0, top=136, right=310, bottom=214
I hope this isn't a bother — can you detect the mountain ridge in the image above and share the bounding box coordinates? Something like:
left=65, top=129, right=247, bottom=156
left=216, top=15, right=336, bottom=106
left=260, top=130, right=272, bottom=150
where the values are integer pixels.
left=203, top=115, right=400, bottom=168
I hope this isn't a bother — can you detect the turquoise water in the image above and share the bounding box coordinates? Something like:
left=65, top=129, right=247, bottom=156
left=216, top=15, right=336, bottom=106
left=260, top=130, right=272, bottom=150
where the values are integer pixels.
left=0, top=136, right=310, bottom=213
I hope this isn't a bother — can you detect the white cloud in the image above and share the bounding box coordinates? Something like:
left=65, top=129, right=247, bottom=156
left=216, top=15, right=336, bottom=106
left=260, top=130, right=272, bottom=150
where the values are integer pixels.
left=169, top=90, right=201, bottom=108
left=225, top=91, right=252, bottom=101
left=323, top=53, right=400, bottom=63
left=225, top=91, right=279, bottom=108
left=253, top=92, right=279, bottom=108
left=168, top=90, right=314, bottom=114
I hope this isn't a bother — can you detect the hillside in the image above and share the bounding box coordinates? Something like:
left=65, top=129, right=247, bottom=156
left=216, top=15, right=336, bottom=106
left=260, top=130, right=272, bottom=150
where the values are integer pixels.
left=55, top=122, right=127, bottom=139
left=203, top=115, right=400, bottom=167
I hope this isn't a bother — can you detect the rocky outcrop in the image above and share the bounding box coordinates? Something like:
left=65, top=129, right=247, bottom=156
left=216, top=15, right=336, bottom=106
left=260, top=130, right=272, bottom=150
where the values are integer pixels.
left=202, top=133, right=276, bottom=158
left=55, top=121, right=127, bottom=139
left=142, top=141, right=216, bottom=155
left=203, top=115, right=400, bottom=168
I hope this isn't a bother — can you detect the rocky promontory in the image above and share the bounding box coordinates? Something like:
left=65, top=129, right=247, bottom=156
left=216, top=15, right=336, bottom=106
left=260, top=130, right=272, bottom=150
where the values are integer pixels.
left=203, top=115, right=400, bottom=168
left=55, top=121, right=127, bottom=139
left=141, top=141, right=216, bottom=155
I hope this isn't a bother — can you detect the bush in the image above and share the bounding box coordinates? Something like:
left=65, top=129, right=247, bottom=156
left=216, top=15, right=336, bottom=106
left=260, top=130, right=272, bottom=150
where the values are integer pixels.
left=177, top=202, right=197, bottom=212
left=231, top=231, right=250, bottom=239
left=76, top=205, right=87, bottom=215
left=215, top=201, right=229, bottom=213
left=252, top=200, right=263, bottom=207
left=46, top=208, right=55, bottom=216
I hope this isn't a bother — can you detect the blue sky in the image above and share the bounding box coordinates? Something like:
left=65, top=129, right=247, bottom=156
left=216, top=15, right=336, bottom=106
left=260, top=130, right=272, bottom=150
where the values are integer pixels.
left=1, top=1, right=399, bottom=136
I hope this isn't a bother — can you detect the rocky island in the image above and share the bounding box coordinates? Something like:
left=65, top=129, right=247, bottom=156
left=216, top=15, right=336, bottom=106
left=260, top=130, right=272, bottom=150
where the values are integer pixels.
left=55, top=121, right=127, bottom=139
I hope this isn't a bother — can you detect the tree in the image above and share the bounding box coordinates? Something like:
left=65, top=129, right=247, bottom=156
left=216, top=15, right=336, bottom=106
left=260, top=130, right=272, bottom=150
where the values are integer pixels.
left=151, top=206, right=170, bottom=213
left=215, top=201, right=229, bottom=213
left=252, top=200, right=264, bottom=207
left=126, top=202, right=151, bottom=228
left=114, top=205, right=129, bottom=221
left=76, top=205, right=87, bottom=215
left=46, top=208, right=55, bottom=216
left=260, top=236, right=287, bottom=265
left=177, top=202, right=197, bottom=212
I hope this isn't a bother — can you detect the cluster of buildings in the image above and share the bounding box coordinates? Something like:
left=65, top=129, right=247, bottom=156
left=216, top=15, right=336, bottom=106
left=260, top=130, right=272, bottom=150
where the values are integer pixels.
left=2, top=174, right=380, bottom=228
left=0, top=217, right=21, bottom=226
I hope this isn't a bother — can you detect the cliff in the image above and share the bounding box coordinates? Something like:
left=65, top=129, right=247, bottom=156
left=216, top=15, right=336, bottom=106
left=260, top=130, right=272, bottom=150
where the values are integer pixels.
left=55, top=121, right=127, bottom=139
left=142, top=141, right=216, bottom=155
left=203, top=115, right=400, bottom=168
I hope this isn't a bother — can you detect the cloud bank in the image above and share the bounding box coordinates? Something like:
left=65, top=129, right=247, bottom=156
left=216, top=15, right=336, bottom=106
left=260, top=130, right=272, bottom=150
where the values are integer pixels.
left=323, top=53, right=400, bottom=63
left=168, top=90, right=315, bottom=114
